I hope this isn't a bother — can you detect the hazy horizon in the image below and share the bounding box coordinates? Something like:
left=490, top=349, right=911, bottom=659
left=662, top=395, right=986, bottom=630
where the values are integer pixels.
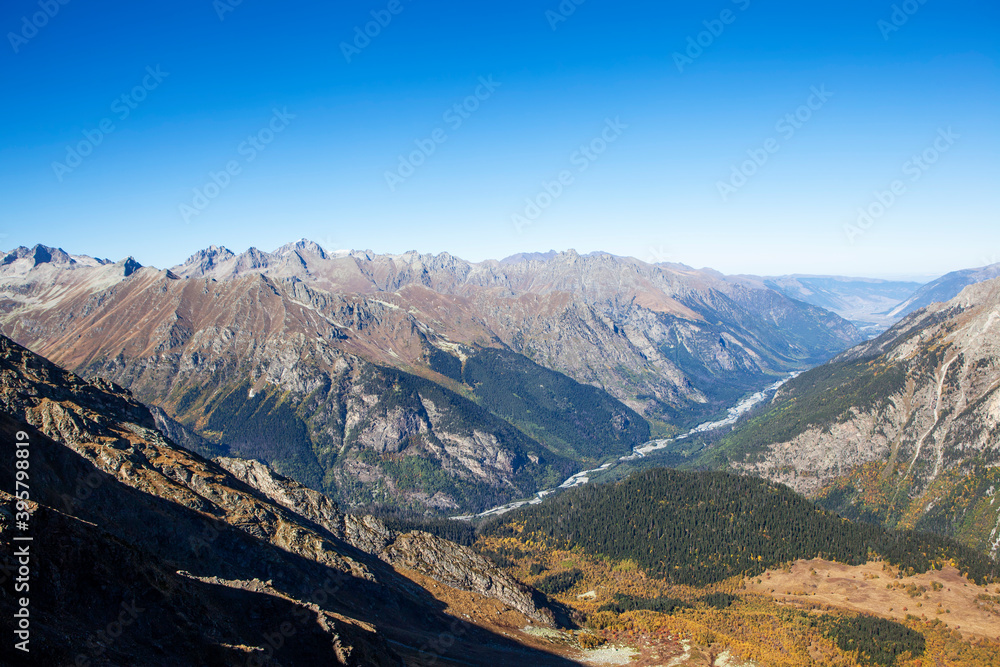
left=2, top=0, right=997, bottom=279
left=1, top=237, right=955, bottom=284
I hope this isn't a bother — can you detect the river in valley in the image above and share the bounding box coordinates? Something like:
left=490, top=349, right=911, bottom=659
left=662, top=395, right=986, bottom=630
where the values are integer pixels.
left=452, top=372, right=801, bottom=521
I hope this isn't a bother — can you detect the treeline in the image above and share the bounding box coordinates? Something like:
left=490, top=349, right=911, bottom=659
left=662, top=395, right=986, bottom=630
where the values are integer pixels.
left=481, top=468, right=999, bottom=586
left=598, top=592, right=739, bottom=614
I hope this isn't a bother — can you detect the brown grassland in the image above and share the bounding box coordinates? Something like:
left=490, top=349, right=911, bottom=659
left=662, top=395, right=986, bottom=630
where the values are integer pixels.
left=472, top=534, right=1000, bottom=666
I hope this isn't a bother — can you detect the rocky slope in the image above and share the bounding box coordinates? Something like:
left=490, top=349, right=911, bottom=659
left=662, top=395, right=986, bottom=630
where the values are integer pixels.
left=0, top=242, right=862, bottom=512
left=0, top=334, right=577, bottom=666
left=711, top=278, right=1000, bottom=557
left=216, top=456, right=554, bottom=623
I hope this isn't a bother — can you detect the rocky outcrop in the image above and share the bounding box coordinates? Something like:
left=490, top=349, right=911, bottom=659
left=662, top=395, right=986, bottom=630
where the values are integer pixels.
left=380, top=531, right=552, bottom=622
left=218, top=457, right=350, bottom=538
left=0, top=334, right=574, bottom=666
left=217, top=456, right=556, bottom=625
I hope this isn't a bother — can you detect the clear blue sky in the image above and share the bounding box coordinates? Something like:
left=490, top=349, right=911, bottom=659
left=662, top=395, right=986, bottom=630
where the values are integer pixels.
left=1, top=0, right=997, bottom=278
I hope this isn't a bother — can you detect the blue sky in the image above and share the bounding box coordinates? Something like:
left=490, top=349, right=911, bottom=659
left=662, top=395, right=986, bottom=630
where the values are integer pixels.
left=1, top=0, right=997, bottom=278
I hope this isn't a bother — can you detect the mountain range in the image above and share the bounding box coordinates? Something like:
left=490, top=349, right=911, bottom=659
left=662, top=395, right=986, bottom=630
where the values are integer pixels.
left=2, top=240, right=998, bottom=525
left=0, top=242, right=865, bottom=513
left=759, top=275, right=924, bottom=335
left=3, top=240, right=1000, bottom=665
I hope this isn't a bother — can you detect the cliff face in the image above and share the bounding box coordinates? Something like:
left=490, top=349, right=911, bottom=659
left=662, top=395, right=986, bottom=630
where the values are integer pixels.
left=716, top=278, right=1000, bottom=556
left=0, top=243, right=861, bottom=512
left=0, top=334, right=576, bottom=666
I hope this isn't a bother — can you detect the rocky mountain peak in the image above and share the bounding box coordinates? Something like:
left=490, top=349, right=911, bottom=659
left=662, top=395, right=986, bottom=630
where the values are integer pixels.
left=118, top=256, right=142, bottom=276
left=175, top=244, right=236, bottom=276
left=274, top=238, right=329, bottom=260
left=1, top=244, right=77, bottom=268
left=236, top=246, right=270, bottom=267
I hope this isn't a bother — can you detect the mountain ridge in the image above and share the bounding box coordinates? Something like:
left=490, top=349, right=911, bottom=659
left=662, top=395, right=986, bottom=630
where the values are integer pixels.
left=707, top=276, right=1000, bottom=556
left=0, top=242, right=864, bottom=512
left=886, top=262, right=1000, bottom=319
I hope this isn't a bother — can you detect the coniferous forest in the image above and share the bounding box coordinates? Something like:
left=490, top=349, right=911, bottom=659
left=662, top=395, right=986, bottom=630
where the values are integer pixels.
left=481, top=468, right=999, bottom=586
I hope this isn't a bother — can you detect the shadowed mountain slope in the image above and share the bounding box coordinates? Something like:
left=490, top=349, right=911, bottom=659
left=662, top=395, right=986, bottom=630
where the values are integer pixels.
left=0, top=334, right=581, bottom=666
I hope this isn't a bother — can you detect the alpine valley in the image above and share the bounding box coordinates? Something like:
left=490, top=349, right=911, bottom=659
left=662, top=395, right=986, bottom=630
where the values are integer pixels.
left=1, top=331, right=998, bottom=666
left=3, top=242, right=1000, bottom=667
left=0, top=242, right=864, bottom=514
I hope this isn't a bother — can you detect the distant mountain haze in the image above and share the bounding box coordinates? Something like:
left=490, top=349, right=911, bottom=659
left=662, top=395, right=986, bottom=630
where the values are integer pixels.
left=758, top=274, right=924, bottom=336
left=886, top=263, right=1000, bottom=319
